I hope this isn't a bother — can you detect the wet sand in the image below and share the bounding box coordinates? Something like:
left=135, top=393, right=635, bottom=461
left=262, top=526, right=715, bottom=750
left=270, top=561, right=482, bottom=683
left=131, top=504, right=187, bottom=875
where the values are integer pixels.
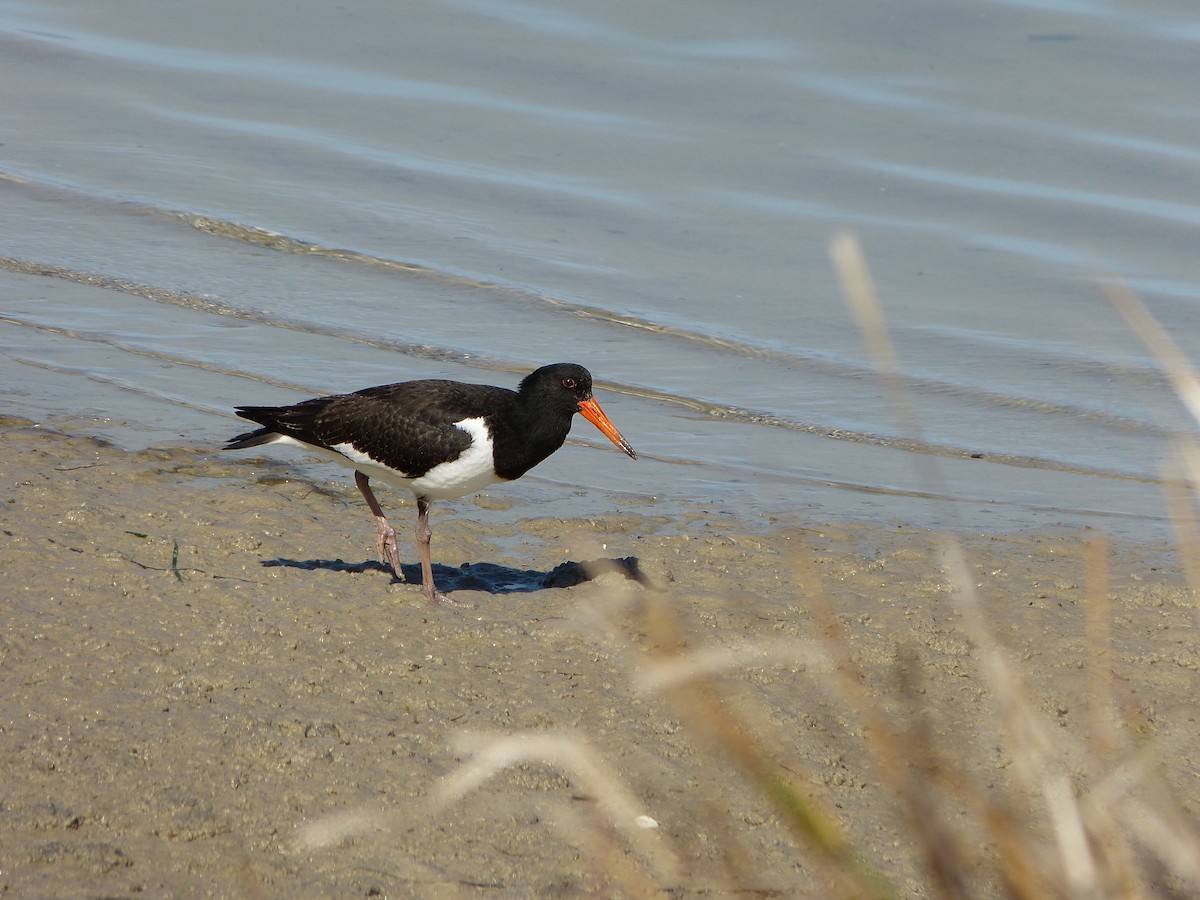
left=2, top=416, right=1198, bottom=897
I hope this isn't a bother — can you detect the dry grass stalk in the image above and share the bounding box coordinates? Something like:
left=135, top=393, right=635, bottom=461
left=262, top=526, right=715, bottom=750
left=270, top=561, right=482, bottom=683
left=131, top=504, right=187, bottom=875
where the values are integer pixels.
left=1102, top=279, right=1200, bottom=428
left=802, top=548, right=984, bottom=899
left=637, top=590, right=896, bottom=900
left=436, top=730, right=682, bottom=888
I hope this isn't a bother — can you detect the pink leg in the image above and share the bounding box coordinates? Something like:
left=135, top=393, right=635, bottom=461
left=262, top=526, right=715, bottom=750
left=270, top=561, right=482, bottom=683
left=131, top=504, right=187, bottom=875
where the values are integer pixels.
left=354, top=471, right=402, bottom=579
left=416, top=497, right=462, bottom=605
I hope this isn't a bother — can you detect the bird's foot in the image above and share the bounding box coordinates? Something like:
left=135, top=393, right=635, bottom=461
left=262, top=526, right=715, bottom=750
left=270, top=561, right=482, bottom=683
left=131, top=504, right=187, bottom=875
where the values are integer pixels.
left=425, top=586, right=469, bottom=608
left=375, top=522, right=403, bottom=579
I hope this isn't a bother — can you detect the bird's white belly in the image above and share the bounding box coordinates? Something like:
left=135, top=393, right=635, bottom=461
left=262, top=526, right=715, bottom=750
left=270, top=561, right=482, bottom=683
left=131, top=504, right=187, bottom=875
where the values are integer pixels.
left=271, top=416, right=500, bottom=501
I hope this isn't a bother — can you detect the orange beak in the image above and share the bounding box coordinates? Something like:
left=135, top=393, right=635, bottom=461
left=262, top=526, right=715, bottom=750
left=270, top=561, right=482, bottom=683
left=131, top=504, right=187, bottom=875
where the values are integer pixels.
left=578, top=396, right=638, bottom=460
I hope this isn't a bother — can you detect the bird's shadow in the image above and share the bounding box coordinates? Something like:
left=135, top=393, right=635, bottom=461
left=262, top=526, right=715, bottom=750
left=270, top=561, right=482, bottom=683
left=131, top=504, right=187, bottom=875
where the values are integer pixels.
left=260, top=556, right=652, bottom=594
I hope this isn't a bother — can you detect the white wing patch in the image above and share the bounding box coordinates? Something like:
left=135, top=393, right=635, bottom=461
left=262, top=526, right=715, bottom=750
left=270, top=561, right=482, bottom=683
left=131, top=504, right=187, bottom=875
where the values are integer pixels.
left=330, top=441, right=380, bottom=469
left=410, top=417, right=499, bottom=499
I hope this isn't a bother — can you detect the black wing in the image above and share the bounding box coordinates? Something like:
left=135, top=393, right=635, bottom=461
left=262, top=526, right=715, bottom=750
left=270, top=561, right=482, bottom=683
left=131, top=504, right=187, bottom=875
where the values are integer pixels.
left=228, top=380, right=517, bottom=478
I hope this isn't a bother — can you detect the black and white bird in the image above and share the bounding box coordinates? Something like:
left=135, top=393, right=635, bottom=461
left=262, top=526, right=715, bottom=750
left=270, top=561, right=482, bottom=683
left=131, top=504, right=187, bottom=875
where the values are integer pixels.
left=226, top=363, right=637, bottom=603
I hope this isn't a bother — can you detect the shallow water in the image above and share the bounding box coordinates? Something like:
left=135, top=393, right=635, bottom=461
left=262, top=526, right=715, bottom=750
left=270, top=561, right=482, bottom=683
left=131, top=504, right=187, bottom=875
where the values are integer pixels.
left=3, top=0, right=1200, bottom=540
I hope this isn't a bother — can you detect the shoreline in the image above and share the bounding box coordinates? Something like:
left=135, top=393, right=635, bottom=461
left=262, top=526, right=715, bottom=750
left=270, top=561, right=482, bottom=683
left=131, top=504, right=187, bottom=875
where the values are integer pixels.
left=2, top=417, right=1197, bottom=896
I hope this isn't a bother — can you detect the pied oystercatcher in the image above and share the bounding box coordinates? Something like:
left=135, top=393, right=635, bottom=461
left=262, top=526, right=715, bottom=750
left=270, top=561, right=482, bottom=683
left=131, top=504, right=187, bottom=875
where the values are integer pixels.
left=226, top=363, right=638, bottom=603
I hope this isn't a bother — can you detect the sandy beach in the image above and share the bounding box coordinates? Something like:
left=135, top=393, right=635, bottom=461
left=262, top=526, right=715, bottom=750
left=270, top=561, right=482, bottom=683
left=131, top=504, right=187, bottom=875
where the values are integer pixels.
left=2, top=415, right=1198, bottom=897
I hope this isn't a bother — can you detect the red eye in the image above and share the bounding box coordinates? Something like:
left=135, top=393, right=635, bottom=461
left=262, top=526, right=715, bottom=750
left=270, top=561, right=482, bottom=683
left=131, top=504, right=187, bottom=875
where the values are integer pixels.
left=562, top=377, right=577, bottom=389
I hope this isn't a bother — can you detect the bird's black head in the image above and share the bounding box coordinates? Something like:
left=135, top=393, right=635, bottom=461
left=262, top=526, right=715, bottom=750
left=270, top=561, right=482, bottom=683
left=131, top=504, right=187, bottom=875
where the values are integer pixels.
left=519, top=363, right=637, bottom=460
left=518, top=363, right=595, bottom=408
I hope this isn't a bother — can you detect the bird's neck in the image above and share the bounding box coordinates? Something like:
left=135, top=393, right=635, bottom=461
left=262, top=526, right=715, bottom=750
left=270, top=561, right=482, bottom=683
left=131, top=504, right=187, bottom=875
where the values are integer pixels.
left=489, top=405, right=572, bottom=480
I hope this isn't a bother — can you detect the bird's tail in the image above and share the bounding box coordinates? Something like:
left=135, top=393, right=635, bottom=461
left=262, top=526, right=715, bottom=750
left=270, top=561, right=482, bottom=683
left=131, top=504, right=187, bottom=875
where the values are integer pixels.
left=226, top=405, right=291, bottom=450
left=225, top=427, right=280, bottom=450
